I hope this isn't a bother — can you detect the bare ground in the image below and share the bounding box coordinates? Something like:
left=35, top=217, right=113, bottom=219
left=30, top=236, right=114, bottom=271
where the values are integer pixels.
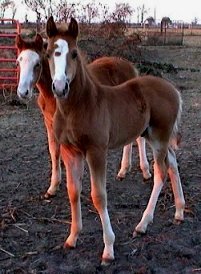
left=0, top=46, right=201, bottom=274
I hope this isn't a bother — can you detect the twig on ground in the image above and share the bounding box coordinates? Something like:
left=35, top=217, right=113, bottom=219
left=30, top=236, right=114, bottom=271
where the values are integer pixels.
left=19, top=209, right=71, bottom=225
left=88, top=209, right=98, bottom=215
left=13, top=223, right=29, bottom=233
left=0, top=247, right=15, bottom=257
left=23, top=251, right=38, bottom=256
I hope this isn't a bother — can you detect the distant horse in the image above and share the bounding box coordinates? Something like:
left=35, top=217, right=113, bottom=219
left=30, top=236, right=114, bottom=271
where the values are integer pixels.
left=45, top=16, right=185, bottom=264
left=16, top=34, right=150, bottom=199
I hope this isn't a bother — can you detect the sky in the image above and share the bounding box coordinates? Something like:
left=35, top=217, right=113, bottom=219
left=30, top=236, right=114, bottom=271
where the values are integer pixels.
left=5, top=0, right=201, bottom=24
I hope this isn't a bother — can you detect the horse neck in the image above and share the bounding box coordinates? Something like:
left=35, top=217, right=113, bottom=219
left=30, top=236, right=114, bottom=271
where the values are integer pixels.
left=36, top=56, right=53, bottom=100
left=65, top=55, right=97, bottom=108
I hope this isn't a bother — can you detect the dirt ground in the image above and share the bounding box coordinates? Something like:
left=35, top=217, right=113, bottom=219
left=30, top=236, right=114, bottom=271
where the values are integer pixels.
left=0, top=46, right=201, bottom=274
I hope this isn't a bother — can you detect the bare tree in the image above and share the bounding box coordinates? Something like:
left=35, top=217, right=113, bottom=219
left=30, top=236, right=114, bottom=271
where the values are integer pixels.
left=56, top=0, right=77, bottom=22
left=110, top=3, right=133, bottom=23
left=98, top=3, right=109, bottom=23
left=23, top=0, right=56, bottom=29
left=137, top=4, right=149, bottom=25
left=98, top=3, right=134, bottom=39
left=9, top=1, right=17, bottom=19
left=78, top=1, right=100, bottom=23
left=0, top=0, right=12, bottom=18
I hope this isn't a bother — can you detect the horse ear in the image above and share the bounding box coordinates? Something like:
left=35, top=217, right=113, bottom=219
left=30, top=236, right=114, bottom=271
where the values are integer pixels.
left=46, top=15, right=57, bottom=38
left=15, top=34, right=24, bottom=49
left=35, top=33, right=43, bottom=51
left=68, top=17, right=79, bottom=39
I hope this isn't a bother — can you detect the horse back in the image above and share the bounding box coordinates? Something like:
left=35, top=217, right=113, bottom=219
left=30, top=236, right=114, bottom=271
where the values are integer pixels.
left=102, top=75, right=181, bottom=147
left=138, top=75, right=180, bottom=116
left=88, top=57, right=138, bottom=86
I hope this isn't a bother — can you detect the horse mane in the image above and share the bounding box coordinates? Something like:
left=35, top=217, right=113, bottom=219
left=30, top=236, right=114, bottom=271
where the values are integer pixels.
left=72, top=47, right=99, bottom=88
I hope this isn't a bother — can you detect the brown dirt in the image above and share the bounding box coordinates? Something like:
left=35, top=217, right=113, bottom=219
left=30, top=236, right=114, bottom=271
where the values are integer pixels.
left=0, top=46, right=201, bottom=274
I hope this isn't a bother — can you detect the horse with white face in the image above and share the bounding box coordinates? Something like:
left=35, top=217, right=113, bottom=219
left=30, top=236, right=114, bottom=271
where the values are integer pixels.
left=16, top=34, right=150, bottom=199
left=16, top=34, right=60, bottom=198
left=46, top=16, right=185, bottom=264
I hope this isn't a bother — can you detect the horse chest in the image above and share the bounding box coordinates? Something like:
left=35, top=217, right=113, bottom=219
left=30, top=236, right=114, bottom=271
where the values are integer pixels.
left=53, top=111, right=91, bottom=150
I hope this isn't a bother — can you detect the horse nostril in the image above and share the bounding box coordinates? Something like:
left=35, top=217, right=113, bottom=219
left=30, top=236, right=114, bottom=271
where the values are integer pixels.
left=52, top=83, right=55, bottom=91
left=65, top=81, right=69, bottom=91
left=25, top=90, right=29, bottom=96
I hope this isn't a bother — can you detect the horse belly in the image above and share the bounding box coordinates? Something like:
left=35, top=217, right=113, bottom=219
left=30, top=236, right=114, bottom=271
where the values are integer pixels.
left=108, top=114, right=148, bottom=149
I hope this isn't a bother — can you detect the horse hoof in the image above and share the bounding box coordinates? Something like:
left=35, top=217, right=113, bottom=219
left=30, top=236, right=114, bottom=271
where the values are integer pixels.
left=116, top=175, right=125, bottom=181
left=42, top=192, right=56, bottom=200
left=143, top=175, right=152, bottom=182
left=173, top=218, right=184, bottom=225
left=133, top=229, right=146, bottom=238
left=63, top=242, right=75, bottom=249
left=101, top=257, right=114, bottom=266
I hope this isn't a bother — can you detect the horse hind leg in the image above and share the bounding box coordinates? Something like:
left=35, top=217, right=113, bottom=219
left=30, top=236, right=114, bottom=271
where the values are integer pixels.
left=116, top=137, right=151, bottom=180
left=134, top=140, right=168, bottom=235
left=136, top=136, right=152, bottom=180
left=167, top=147, right=185, bottom=222
left=116, top=143, right=133, bottom=180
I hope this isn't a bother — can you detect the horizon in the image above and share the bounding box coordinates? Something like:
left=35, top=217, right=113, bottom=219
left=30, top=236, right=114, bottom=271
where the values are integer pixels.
left=3, top=0, right=201, bottom=24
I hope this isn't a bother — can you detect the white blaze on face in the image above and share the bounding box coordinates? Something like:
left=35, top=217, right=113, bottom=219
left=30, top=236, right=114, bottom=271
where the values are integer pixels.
left=53, top=39, right=69, bottom=92
left=17, top=49, right=40, bottom=98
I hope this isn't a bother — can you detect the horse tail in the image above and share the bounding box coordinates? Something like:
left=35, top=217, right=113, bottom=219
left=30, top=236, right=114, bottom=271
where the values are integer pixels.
left=170, top=89, right=182, bottom=150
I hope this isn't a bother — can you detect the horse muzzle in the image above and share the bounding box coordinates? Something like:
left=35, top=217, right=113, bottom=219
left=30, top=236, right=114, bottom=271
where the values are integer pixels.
left=52, top=79, right=70, bottom=98
left=17, top=87, right=32, bottom=101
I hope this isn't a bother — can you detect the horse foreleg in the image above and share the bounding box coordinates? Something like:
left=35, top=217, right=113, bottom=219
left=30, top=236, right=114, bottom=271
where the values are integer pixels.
left=86, top=149, right=115, bottom=265
left=116, top=143, right=132, bottom=180
left=136, top=137, right=152, bottom=180
left=43, top=118, right=61, bottom=198
left=167, top=148, right=185, bottom=222
left=61, top=146, right=84, bottom=248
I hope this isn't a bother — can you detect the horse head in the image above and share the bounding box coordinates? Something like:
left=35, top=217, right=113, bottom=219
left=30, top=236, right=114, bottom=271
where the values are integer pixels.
left=16, top=34, right=43, bottom=100
left=46, top=16, right=79, bottom=98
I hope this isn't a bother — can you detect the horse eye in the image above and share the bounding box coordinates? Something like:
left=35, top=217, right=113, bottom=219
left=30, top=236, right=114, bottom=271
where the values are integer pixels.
left=71, top=50, right=77, bottom=59
left=35, top=62, right=40, bottom=68
left=55, top=51, right=61, bottom=57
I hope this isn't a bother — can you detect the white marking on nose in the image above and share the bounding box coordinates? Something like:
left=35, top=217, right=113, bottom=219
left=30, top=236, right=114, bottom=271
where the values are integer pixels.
left=53, top=39, right=69, bottom=89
